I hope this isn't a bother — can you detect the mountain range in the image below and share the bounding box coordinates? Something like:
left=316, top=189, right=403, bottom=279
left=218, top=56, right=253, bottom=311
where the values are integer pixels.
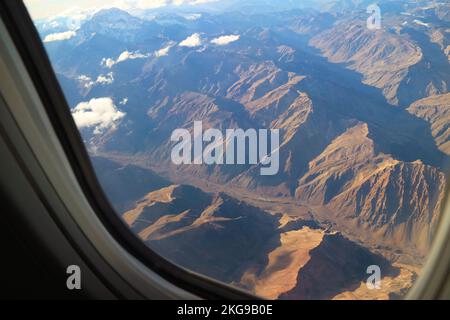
left=34, top=0, right=450, bottom=299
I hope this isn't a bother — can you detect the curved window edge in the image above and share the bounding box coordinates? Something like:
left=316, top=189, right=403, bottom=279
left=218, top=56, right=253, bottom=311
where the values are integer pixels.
left=0, top=0, right=258, bottom=301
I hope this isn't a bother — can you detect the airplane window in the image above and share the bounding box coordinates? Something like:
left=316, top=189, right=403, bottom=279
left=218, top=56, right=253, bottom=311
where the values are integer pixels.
left=23, top=0, right=450, bottom=300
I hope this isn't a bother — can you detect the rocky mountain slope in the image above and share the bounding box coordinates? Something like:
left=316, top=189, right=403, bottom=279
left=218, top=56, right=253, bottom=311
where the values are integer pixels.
left=408, top=93, right=450, bottom=155
left=310, top=21, right=423, bottom=105
left=35, top=1, right=450, bottom=299
left=296, top=123, right=446, bottom=258
left=122, top=179, right=407, bottom=299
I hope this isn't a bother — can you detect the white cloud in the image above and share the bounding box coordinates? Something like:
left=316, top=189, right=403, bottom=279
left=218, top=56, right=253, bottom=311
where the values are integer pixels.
left=72, top=98, right=125, bottom=134
left=211, top=34, right=240, bottom=46
left=117, top=51, right=149, bottom=62
left=96, top=72, right=115, bottom=85
left=101, top=50, right=150, bottom=68
left=101, top=58, right=116, bottom=68
left=179, top=33, right=202, bottom=47
left=413, top=19, right=430, bottom=27
left=120, top=98, right=129, bottom=105
left=77, top=75, right=91, bottom=82
left=155, top=44, right=174, bottom=57
left=43, top=30, right=76, bottom=42
left=77, top=73, right=114, bottom=89
left=77, top=75, right=95, bottom=89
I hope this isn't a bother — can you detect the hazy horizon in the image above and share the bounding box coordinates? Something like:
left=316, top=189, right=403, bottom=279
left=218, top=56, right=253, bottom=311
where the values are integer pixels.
left=23, top=0, right=225, bottom=19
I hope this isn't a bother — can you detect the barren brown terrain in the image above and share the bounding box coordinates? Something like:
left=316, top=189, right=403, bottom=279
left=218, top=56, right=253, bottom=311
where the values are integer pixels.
left=41, top=0, right=450, bottom=300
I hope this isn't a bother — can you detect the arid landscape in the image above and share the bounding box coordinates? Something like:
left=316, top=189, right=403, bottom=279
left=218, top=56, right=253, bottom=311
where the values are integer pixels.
left=33, top=0, right=450, bottom=299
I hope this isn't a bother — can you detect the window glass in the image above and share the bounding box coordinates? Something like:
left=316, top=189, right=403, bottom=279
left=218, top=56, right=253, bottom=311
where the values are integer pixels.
left=24, top=0, right=450, bottom=300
